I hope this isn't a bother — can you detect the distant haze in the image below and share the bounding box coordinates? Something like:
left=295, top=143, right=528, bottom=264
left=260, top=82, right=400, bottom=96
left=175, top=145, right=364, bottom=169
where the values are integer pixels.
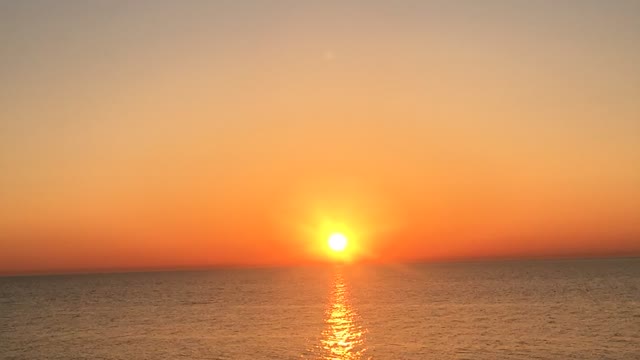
left=1, top=1, right=639, bottom=274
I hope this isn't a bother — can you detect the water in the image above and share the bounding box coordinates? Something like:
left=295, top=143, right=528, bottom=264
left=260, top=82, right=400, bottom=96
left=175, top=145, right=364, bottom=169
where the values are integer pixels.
left=1, top=258, right=639, bottom=359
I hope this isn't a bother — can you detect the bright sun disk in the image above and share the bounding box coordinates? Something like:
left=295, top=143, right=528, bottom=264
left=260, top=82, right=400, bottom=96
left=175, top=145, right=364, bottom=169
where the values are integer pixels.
left=328, top=233, right=348, bottom=252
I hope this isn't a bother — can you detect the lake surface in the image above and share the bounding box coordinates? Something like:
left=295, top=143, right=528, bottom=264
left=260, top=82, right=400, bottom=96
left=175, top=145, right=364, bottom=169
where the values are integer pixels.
left=1, top=258, right=639, bottom=359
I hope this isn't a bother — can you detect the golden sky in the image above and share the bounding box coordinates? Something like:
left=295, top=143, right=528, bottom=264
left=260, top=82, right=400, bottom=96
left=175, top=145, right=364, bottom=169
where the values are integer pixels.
left=1, top=1, right=639, bottom=274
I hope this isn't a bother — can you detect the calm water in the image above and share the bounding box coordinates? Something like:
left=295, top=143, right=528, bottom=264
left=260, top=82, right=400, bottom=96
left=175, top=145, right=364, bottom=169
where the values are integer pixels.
left=1, top=258, right=639, bottom=359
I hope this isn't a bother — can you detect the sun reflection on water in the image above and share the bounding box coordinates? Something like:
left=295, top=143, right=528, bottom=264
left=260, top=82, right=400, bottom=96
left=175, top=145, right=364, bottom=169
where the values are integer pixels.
left=317, top=271, right=369, bottom=360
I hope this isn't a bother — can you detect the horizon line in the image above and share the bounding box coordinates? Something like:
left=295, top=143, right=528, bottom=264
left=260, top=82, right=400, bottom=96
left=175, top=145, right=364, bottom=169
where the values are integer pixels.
left=2, top=252, right=638, bottom=278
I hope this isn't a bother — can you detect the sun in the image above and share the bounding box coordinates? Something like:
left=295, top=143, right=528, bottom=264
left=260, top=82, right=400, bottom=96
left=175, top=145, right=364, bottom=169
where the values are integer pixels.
left=328, top=233, right=348, bottom=252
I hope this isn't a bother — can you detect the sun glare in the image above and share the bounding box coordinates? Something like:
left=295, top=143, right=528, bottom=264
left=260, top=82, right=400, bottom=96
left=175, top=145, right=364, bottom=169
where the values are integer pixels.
left=328, top=233, right=348, bottom=252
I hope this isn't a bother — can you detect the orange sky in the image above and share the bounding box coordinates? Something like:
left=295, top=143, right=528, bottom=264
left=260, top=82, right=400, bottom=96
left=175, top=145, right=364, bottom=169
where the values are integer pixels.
left=1, top=1, right=639, bottom=274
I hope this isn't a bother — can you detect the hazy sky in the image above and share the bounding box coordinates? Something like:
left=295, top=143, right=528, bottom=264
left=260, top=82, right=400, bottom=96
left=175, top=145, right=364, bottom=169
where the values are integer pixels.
left=1, top=1, right=639, bottom=274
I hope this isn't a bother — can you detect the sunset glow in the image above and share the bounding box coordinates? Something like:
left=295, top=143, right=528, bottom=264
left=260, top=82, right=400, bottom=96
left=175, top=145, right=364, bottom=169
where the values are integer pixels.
left=0, top=1, right=639, bottom=275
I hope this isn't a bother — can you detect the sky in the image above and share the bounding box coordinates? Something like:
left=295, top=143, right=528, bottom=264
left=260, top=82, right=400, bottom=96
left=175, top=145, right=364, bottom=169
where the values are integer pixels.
left=1, top=1, right=639, bottom=274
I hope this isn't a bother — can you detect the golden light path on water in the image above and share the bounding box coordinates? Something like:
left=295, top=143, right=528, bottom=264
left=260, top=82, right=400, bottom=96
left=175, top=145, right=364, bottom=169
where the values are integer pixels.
left=317, top=271, right=369, bottom=360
